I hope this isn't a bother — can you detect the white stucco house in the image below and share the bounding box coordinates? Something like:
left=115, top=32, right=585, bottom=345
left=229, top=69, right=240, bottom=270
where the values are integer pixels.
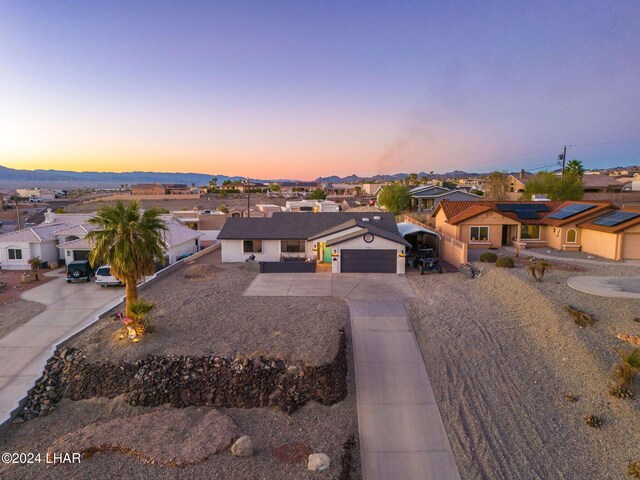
left=217, top=212, right=410, bottom=274
left=0, top=209, right=203, bottom=270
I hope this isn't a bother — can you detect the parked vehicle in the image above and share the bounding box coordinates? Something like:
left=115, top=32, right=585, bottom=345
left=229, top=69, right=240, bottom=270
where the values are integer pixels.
left=95, top=265, right=123, bottom=287
left=66, top=260, right=94, bottom=283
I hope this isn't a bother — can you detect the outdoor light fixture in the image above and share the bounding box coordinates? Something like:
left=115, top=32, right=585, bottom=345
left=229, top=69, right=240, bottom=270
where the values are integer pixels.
left=332, top=249, right=339, bottom=257
left=399, top=250, right=406, bottom=257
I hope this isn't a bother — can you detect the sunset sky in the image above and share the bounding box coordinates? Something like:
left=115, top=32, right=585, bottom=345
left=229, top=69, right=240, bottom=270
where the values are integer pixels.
left=0, top=1, right=639, bottom=179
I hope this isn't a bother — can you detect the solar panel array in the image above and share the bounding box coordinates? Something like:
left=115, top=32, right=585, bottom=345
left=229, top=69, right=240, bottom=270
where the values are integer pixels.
left=591, top=211, right=640, bottom=227
left=548, top=204, right=596, bottom=220
left=496, top=203, right=550, bottom=212
left=514, top=211, right=540, bottom=219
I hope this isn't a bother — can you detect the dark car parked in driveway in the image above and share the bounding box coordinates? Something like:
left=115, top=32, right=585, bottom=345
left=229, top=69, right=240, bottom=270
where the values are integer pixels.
left=66, top=260, right=94, bottom=283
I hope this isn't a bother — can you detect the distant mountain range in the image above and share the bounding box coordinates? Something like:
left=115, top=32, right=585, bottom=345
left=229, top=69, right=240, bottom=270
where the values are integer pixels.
left=1, top=164, right=634, bottom=189
left=0, top=165, right=291, bottom=188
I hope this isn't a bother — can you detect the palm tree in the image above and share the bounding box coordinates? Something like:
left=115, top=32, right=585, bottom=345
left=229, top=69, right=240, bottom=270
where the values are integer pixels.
left=86, top=200, right=167, bottom=319
left=566, top=159, right=585, bottom=178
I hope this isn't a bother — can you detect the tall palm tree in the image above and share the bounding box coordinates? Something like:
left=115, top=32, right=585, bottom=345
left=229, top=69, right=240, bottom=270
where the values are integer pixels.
left=566, top=159, right=585, bottom=178
left=86, top=200, right=167, bottom=318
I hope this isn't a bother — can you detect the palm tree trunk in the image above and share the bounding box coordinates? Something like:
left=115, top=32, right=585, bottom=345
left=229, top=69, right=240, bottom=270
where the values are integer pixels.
left=125, top=278, right=138, bottom=319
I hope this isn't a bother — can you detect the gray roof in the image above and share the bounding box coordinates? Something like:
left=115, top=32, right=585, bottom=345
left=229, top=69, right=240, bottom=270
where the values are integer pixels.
left=218, top=212, right=401, bottom=241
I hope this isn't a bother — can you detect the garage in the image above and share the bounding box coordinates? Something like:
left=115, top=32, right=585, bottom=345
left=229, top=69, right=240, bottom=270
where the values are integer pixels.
left=340, top=249, right=397, bottom=273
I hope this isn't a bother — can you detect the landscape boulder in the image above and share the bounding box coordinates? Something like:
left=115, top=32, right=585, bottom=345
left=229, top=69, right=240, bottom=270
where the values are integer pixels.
left=231, top=435, right=254, bottom=457
left=308, top=453, right=330, bottom=471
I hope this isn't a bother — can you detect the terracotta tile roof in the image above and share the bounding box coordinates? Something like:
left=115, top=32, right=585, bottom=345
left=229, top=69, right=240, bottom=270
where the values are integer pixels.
left=437, top=200, right=565, bottom=225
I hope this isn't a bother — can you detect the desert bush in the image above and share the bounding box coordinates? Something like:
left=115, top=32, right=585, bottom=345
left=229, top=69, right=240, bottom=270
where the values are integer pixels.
left=495, top=256, right=514, bottom=268
left=129, top=299, right=156, bottom=335
left=583, top=414, right=601, bottom=429
left=28, top=256, right=41, bottom=270
left=564, top=305, right=595, bottom=327
left=479, top=252, right=497, bottom=263
left=527, top=259, right=550, bottom=282
left=629, top=461, right=640, bottom=479
left=608, top=383, right=634, bottom=399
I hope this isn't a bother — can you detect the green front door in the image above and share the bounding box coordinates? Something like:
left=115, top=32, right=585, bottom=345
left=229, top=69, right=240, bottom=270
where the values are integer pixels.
left=323, top=243, right=333, bottom=263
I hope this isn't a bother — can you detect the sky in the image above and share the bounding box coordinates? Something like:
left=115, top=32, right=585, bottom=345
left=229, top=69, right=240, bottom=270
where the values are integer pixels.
left=0, top=1, right=639, bottom=180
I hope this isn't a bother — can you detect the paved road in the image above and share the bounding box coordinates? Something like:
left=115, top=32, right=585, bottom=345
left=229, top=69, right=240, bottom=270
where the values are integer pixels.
left=245, top=273, right=461, bottom=480
left=567, top=275, right=640, bottom=299
left=0, top=270, right=124, bottom=426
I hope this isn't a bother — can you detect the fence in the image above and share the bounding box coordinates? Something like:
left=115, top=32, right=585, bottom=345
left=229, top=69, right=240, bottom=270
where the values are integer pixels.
left=438, top=231, right=468, bottom=268
left=259, top=261, right=316, bottom=273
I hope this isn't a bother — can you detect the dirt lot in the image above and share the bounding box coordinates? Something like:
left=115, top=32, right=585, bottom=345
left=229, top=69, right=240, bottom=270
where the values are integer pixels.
left=0, top=249, right=359, bottom=479
left=407, top=259, right=640, bottom=480
left=0, top=270, right=56, bottom=304
left=68, top=249, right=349, bottom=364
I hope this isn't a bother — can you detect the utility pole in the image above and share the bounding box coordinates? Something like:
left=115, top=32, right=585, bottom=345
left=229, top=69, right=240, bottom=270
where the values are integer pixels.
left=246, top=178, right=250, bottom=218
left=14, top=198, right=22, bottom=230
left=559, top=145, right=567, bottom=181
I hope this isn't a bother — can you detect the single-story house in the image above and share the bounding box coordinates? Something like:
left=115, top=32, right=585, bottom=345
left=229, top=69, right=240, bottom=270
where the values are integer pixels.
left=409, top=185, right=480, bottom=212
left=284, top=200, right=340, bottom=213
left=217, top=212, right=410, bottom=274
left=0, top=209, right=204, bottom=270
left=433, top=199, right=640, bottom=260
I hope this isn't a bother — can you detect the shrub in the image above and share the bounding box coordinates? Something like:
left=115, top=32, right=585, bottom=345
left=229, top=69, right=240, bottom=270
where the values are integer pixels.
left=583, top=414, right=601, bottom=429
left=28, top=257, right=41, bottom=270
left=479, top=252, right=497, bottom=263
left=564, top=305, right=595, bottom=327
left=629, top=461, right=640, bottom=479
left=129, top=299, right=156, bottom=335
left=495, top=256, right=514, bottom=268
left=527, top=259, right=550, bottom=282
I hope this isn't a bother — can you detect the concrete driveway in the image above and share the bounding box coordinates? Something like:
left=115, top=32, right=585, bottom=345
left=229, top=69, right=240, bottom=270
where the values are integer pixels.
left=567, top=276, right=640, bottom=299
left=0, top=270, right=125, bottom=426
left=245, top=273, right=461, bottom=480
left=243, top=272, right=415, bottom=299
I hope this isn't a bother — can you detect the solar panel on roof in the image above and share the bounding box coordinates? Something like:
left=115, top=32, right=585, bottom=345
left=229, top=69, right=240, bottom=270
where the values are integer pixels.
left=592, top=211, right=640, bottom=227
left=548, top=203, right=596, bottom=220
left=496, top=203, right=549, bottom=212
left=514, top=211, right=540, bottom=219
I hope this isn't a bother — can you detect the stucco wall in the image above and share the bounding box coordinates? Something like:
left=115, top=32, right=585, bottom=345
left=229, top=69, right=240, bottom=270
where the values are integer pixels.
left=580, top=229, right=619, bottom=260
left=167, top=240, right=199, bottom=263
left=221, top=239, right=283, bottom=262
left=33, top=241, right=60, bottom=266
left=622, top=226, right=640, bottom=259
left=0, top=242, right=30, bottom=270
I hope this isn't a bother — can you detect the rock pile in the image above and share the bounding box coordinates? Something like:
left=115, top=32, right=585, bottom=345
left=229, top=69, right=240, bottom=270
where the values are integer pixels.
left=21, top=330, right=348, bottom=420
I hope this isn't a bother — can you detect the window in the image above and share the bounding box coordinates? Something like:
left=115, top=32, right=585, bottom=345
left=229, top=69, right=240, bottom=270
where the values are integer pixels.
left=566, top=228, right=577, bottom=243
left=243, top=240, right=262, bottom=253
left=469, top=226, right=489, bottom=242
left=520, top=225, right=541, bottom=240
left=281, top=240, right=305, bottom=253
left=8, top=248, right=22, bottom=260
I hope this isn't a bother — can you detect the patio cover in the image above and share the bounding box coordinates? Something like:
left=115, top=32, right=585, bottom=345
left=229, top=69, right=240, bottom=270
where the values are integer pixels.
left=397, top=222, right=441, bottom=239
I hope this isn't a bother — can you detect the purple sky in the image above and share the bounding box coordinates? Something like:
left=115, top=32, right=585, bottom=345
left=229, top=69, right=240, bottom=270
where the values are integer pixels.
left=0, top=1, right=639, bottom=178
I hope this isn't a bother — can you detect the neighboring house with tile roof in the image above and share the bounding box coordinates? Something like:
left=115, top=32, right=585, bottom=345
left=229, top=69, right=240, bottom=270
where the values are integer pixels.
left=218, top=212, right=410, bottom=273
left=0, top=209, right=204, bottom=270
left=433, top=199, right=640, bottom=260
left=409, top=185, right=480, bottom=212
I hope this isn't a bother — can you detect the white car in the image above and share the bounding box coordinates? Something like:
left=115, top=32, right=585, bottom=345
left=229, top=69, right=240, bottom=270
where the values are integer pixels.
left=95, top=266, right=123, bottom=287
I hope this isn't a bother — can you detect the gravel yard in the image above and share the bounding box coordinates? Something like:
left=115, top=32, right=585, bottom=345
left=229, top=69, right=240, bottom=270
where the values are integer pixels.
left=0, top=299, right=45, bottom=340
left=68, top=249, right=350, bottom=364
left=0, top=249, right=358, bottom=479
left=407, top=258, right=640, bottom=480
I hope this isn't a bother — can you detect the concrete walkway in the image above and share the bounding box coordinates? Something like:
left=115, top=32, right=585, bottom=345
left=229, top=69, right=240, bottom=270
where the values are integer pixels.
left=567, top=275, right=640, bottom=299
left=0, top=270, right=124, bottom=426
left=245, top=273, right=461, bottom=480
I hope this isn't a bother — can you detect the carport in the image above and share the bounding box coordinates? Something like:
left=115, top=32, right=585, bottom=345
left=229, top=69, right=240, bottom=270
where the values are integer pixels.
left=397, top=222, right=441, bottom=257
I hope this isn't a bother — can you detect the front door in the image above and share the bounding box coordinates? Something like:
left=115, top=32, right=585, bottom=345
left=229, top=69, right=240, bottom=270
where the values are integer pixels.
left=322, top=243, right=333, bottom=263
left=501, top=225, right=509, bottom=246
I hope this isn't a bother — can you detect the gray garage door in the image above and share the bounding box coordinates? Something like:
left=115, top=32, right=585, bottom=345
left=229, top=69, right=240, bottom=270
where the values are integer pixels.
left=340, top=249, right=397, bottom=273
